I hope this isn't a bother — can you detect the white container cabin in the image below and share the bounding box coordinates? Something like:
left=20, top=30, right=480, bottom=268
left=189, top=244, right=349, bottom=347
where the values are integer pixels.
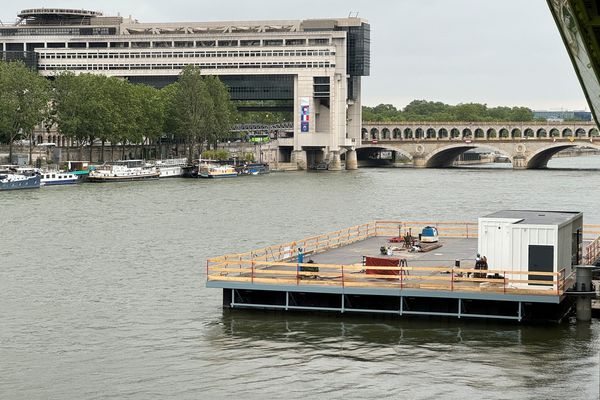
left=478, top=210, right=583, bottom=290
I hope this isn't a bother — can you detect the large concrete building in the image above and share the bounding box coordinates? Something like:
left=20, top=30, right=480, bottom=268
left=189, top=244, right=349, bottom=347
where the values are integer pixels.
left=0, top=8, right=370, bottom=169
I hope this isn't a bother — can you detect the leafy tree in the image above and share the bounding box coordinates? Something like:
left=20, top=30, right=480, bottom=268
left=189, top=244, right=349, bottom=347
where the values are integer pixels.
left=204, top=75, right=232, bottom=149
left=363, top=100, right=534, bottom=122
left=171, top=66, right=213, bottom=162
left=0, top=61, right=50, bottom=162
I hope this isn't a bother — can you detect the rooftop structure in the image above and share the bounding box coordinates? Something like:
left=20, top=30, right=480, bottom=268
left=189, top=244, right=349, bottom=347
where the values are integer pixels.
left=0, top=8, right=370, bottom=169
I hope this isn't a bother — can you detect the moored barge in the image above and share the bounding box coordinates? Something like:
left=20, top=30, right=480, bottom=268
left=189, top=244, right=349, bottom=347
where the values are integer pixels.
left=206, top=211, right=600, bottom=322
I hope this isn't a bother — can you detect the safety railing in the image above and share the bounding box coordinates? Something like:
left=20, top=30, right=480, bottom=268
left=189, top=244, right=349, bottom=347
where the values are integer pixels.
left=584, top=232, right=600, bottom=265
left=207, top=259, right=573, bottom=296
left=207, top=220, right=598, bottom=296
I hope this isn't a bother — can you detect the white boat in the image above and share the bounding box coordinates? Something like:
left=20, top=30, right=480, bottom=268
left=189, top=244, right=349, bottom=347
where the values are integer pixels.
left=0, top=167, right=40, bottom=191
left=40, top=171, right=79, bottom=186
left=88, top=160, right=160, bottom=182
left=154, top=158, right=187, bottom=178
left=199, top=163, right=238, bottom=178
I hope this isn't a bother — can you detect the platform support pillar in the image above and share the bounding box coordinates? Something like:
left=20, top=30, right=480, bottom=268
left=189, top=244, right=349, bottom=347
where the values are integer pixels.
left=576, top=265, right=594, bottom=322
left=285, top=291, right=289, bottom=311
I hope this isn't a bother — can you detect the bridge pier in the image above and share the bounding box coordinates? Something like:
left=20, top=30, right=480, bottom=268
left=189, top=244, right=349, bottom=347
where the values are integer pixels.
left=512, top=156, right=527, bottom=169
left=412, top=156, right=427, bottom=168
left=345, top=150, right=358, bottom=170
left=328, top=151, right=342, bottom=171
left=291, top=150, right=307, bottom=170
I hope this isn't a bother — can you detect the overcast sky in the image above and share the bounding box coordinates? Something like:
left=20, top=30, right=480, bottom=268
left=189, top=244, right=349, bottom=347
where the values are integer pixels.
left=1, top=0, right=588, bottom=110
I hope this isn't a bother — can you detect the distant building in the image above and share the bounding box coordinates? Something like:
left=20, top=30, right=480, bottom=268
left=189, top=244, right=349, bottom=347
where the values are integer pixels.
left=533, top=110, right=592, bottom=122
left=0, top=8, right=371, bottom=169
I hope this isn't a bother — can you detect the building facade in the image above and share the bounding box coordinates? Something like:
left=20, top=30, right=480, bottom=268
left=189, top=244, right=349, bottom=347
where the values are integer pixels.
left=0, top=8, right=370, bottom=169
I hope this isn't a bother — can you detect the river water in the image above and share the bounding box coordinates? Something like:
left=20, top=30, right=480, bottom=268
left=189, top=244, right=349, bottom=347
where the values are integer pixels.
left=2, top=157, right=600, bottom=399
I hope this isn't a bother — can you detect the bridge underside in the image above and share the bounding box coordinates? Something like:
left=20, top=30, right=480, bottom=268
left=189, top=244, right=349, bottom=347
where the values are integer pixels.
left=548, top=0, right=600, bottom=123
left=425, top=145, right=477, bottom=168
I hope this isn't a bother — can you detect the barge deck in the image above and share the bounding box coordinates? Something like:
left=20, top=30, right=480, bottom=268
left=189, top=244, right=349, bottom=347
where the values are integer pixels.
left=207, top=221, right=600, bottom=322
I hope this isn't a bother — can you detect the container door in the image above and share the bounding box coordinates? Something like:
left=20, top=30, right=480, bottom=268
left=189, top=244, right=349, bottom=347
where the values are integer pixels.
left=528, top=245, right=554, bottom=286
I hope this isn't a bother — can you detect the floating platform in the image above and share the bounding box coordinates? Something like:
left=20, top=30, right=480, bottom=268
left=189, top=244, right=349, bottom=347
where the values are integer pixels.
left=207, top=220, right=600, bottom=322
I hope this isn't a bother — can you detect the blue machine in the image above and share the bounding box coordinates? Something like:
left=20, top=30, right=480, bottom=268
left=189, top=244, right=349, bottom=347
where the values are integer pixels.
left=421, top=226, right=439, bottom=243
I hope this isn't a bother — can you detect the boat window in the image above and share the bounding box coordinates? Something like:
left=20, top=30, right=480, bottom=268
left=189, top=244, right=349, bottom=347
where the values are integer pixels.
left=52, top=174, right=56, bottom=178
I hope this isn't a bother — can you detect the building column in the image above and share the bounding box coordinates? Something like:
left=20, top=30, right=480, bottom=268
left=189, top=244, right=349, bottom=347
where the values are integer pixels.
left=345, top=149, right=358, bottom=170
left=291, top=150, right=307, bottom=170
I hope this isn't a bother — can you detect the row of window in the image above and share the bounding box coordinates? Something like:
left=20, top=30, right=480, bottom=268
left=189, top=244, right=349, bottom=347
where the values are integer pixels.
left=41, top=61, right=335, bottom=71
left=38, top=49, right=334, bottom=59
left=0, top=27, right=116, bottom=36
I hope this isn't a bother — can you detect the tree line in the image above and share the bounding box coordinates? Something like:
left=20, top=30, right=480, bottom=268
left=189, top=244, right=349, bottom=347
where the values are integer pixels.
left=0, top=62, right=233, bottom=163
left=363, top=100, right=535, bottom=122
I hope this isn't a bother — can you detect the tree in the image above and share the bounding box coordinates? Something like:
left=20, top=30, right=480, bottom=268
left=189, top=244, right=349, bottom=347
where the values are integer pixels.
left=171, top=66, right=213, bottom=162
left=0, top=61, right=50, bottom=163
left=52, top=73, right=115, bottom=161
left=204, top=75, right=232, bottom=149
left=131, top=84, right=165, bottom=159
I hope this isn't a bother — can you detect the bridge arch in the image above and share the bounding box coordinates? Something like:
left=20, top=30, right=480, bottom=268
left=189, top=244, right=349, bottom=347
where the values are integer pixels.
left=590, top=128, right=599, bottom=137
left=450, top=128, right=460, bottom=138
left=462, top=128, right=472, bottom=138
left=487, top=128, right=497, bottom=138
left=370, top=127, right=379, bottom=140
left=439, top=128, right=449, bottom=138
left=392, top=128, right=401, bottom=139
left=499, top=128, right=509, bottom=138
left=415, top=128, right=424, bottom=139
left=423, top=143, right=512, bottom=168
left=381, top=128, right=390, bottom=139
left=474, top=128, right=485, bottom=138
left=356, top=145, right=413, bottom=163
left=525, top=142, right=600, bottom=168
left=511, top=128, right=521, bottom=138
left=524, top=128, right=534, bottom=138
left=426, top=128, right=436, bottom=139
left=562, top=128, right=572, bottom=137
left=361, top=128, right=368, bottom=140
left=404, top=128, right=413, bottom=139
left=575, top=127, right=586, bottom=137
left=536, top=128, right=547, bottom=138
left=549, top=128, right=560, bottom=137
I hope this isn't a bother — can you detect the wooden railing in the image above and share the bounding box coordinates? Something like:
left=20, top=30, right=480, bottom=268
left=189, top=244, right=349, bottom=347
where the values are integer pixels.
left=207, top=259, right=574, bottom=296
left=206, top=220, right=597, bottom=296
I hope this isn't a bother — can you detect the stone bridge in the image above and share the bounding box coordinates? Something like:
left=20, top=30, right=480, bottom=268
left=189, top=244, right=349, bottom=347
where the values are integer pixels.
left=360, top=121, right=600, bottom=168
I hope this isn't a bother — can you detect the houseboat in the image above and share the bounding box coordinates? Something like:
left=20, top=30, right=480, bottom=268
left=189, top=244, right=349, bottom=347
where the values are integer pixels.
left=40, top=171, right=79, bottom=186
left=88, top=160, right=159, bottom=182
left=199, top=163, right=238, bottom=178
left=154, top=158, right=188, bottom=178
left=0, top=167, right=40, bottom=190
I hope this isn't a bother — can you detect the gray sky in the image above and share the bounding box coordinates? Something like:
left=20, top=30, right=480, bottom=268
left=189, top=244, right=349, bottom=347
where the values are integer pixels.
left=1, top=0, right=588, bottom=110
